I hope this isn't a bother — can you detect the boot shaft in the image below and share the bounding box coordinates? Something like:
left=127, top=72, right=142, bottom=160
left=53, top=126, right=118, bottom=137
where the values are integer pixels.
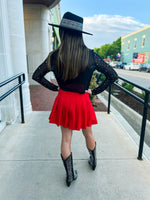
left=88, top=142, right=97, bottom=170
left=61, top=153, right=78, bottom=186
left=61, top=153, right=73, bottom=175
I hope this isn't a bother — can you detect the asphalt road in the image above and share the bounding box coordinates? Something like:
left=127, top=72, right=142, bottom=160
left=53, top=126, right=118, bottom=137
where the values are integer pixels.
left=115, top=69, right=150, bottom=89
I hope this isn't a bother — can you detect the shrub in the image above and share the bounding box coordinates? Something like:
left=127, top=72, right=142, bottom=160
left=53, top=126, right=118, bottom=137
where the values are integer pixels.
left=89, top=71, right=98, bottom=105
left=142, top=87, right=150, bottom=102
left=121, top=81, right=134, bottom=92
left=124, top=84, right=134, bottom=92
left=100, top=75, right=106, bottom=82
left=142, top=91, right=145, bottom=99
left=116, top=79, right=119, bottom=84
left=122, top=81, right=128, bottom=87
left=89, top=71, right=98, bottom=90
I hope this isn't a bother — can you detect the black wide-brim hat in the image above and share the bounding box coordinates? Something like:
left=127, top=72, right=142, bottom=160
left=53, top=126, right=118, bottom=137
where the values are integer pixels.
left=48, top=12, right=93, bottom=35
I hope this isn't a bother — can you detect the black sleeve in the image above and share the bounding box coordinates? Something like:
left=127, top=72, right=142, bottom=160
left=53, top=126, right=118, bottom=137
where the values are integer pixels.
left=32, top=56, right=58, bottom=91
left=92, top=52, right=118, bottom=95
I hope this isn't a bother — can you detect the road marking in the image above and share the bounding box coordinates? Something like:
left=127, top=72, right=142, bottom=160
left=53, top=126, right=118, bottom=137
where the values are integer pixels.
left=118, top=71, right=150, bottom=80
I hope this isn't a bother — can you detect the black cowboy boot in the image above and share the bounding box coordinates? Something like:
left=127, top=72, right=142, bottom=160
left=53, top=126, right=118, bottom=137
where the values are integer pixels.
left=87, top=142, right=97, bottom=170
left=61, top=153, right=78, bottom=187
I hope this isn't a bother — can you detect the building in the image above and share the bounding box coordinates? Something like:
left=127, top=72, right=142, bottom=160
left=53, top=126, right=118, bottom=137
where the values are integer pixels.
left=121, top=25, right=150, bottom=64
left=0, top=0, right=61, bottom=132
left=24, top=1, right=61, bottom=85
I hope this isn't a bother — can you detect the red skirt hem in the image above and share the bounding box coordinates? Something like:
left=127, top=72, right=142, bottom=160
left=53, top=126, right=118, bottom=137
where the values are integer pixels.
left=49, top=122, right=98, bottom=131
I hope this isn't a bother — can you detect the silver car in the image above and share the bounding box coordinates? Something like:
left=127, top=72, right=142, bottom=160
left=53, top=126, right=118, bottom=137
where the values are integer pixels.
left=139, top=63, right=150, bottom=72
left=124, top=63, right=140, bottom=70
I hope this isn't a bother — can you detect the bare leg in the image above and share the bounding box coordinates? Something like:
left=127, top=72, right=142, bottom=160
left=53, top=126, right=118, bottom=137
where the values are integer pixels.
left=61, top=126, right=73, bottom=159
left=82, top=126, right=95, bottom=150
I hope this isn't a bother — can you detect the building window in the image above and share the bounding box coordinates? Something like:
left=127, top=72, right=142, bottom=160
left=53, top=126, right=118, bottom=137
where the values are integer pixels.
left=142, top=35, right=146, bottom=48
left=134, top=38, right=137, bottom=49
left=127, top=41, right=130, bottom=50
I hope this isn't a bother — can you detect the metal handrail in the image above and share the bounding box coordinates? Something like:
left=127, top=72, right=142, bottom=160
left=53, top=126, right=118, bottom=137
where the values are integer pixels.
left=108, top=75, right=150, bottom=160
left=0, top=73, right=25, bottom=123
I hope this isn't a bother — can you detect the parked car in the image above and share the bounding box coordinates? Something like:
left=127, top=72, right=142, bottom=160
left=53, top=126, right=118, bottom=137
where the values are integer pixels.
left=124, top=63, right=140, bottom=70
left=131, top=63, right=140, bottom=70
left=120, top=62, right=127, bottom=69
left=109, top=62, right=117, bottom=68
left=139, top=63, right=150, bottom=72
left=115, top=62, right=122, bottom=68
left=139, top=64, right=148, bottom=72
left=146, top=64, right=150, bottom=73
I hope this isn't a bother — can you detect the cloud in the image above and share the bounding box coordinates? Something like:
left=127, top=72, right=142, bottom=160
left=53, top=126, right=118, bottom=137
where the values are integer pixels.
left=83, top=14, right=147, bottom=49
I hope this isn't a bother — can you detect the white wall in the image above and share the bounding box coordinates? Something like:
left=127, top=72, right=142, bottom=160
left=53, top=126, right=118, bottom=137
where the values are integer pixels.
left=24, top=4, right=53, bottom=85
left=0, top=1, right=60, bottom=132
left=0, top=0, right=32, bottom=131
left=0, top=0, right=15, bottom=130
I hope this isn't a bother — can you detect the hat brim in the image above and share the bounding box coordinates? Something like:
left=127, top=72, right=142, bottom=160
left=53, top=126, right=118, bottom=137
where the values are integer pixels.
left=48, top=23, right=93, bottom=35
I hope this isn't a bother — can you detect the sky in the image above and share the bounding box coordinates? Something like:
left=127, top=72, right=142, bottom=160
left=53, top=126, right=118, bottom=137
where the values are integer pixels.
left=60, top=0, right=150, bottom=49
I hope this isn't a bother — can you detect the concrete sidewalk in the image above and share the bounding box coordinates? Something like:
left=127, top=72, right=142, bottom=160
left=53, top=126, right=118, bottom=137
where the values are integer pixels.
left=0, top=111, right=150, bottom=200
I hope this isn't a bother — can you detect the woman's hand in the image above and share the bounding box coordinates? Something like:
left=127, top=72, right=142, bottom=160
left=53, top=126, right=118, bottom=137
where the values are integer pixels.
left=85, top=89, right=92, bottom=95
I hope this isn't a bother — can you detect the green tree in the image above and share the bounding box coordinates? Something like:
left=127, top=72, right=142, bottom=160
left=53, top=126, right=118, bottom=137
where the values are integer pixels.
left=110, top=37, right=121, bottom=60
left=94, top=48, right=100, bottom=55
left=98, top=44, right=111, bottom=59
left=94, top=37, right=121, bottom=60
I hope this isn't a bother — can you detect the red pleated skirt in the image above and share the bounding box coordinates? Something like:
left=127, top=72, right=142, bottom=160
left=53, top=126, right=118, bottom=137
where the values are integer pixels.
left=49, top=89, right=98, bottom=130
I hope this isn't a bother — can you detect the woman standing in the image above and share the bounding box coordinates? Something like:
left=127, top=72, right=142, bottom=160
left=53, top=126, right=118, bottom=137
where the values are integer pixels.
left=32, top=12, right=118, bottom=187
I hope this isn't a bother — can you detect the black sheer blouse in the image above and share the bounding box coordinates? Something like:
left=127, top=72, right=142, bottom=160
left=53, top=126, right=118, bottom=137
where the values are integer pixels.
left=32, top=49, right=118, bottom=95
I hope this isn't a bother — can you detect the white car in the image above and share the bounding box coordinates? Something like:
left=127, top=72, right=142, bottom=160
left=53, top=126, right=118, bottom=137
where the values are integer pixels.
left=109, top=62, right=117, bottom=68
left=124, top=63, right=140, bottom=70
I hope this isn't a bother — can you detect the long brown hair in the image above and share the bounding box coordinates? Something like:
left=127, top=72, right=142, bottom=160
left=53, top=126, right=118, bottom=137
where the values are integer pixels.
left=56, top=28, right=89, bottom=81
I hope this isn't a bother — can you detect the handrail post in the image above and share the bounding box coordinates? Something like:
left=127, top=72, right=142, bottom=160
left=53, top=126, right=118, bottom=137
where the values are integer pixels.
left=107, top=83, right=112, bottom=114
left=18, top=75, right=25, bottom=123
left=137, top=92, right=149, bottom=160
